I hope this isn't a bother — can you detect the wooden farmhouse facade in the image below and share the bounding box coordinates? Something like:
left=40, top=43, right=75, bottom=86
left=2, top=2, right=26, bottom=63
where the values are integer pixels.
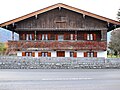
left=0, top=3, right=120, bottom=58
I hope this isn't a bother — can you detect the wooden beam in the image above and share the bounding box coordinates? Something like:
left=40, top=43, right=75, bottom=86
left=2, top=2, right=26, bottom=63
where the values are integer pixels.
left=15, top=28, right=108, bottom=31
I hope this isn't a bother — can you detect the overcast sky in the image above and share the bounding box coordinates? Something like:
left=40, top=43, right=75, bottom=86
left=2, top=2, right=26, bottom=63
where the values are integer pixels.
left=0, top=0, right=120, bottom=24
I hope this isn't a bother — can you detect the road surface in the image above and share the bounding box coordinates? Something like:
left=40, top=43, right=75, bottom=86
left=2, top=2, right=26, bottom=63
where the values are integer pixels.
left=0, top=69, right=120, bottom=90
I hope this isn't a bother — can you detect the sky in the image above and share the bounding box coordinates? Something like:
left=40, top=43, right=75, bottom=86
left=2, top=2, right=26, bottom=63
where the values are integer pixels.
left=0, top=0, right=120, bottom=42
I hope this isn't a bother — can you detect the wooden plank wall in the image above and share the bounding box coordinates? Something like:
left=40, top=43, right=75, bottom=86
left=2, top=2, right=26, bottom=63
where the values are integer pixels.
left=16, top=8, right=107, bottom=30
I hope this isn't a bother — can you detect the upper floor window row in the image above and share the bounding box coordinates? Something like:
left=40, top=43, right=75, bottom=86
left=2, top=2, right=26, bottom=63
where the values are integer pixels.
left=20, top=33, right=99, bottom=41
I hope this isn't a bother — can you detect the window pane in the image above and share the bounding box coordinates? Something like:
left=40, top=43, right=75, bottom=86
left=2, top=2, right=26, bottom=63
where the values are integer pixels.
left=26, top=34, right=29, bottom=40
left=50, top=34, right=56, bottom=40
left=90, top=34, right=93, bottom=40
left=46, top=34, right=48, bottom=40
left=71, top=34, right=73, bottom=40
left=30, top=34, right=32, bottom=40
left=42, top=53, right=44, bottom=57
left=87, top=34, right=90, bottom=40
left=87, top=52, right=90, bottom=57
left=91, top=52, right=94, bottom=57
left=70, top=52, right=74, bottom=57
left=58, top=35, right=64, bottom=41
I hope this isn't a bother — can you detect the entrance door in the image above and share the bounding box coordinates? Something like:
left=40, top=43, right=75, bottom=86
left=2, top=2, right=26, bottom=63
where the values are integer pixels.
left=57, top=51, right=65, bottom=57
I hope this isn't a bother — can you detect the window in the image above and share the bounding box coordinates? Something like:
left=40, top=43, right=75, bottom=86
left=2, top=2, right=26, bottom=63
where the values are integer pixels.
left=57, top=51, right=65, bottom=57
left=26, top=34, right=32, bottom=40
left=87, top=34, right=93, bottom=40
left=42, top=52, right=48, bottom=57
left=50, top=34, right=56, bottom=40
left=87, top=52, right=94, bottom=57
left=42, top=34, right=48, bottom=40
left=70, top=52, right=74, bottom=57
left=58, top=35, right=64, bottom=41
left=70, top=34, right=73, bottom=40
left=84, top=52, right=97, bottom=57
left=25, top=52, right=32, bottom=56
left=64, top=34, right=70, bottom=40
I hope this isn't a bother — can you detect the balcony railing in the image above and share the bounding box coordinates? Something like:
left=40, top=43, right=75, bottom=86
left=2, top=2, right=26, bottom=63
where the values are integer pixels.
left=8, top=40, right=107, bottom=51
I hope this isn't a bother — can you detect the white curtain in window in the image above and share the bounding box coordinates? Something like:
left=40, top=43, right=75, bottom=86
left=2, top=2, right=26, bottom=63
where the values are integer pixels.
left=71, top=34, right=73, bottom=40
left=30, top=34, right=32, bottom=40
left=42, top=34, right=44, bottom=40
left=46, top=34, right=48, bottom=40
left=26, top=34, right=29, bottom=40
left=90, top=34, right=93, bottom=40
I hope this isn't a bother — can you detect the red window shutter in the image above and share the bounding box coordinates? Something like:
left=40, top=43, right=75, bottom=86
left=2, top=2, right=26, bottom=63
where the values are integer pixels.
left=73, top=34, right=76, bottom=40
left=23, top=34, right=25, bottom=40
left=38, top=52, right=42, bottom=57
left=48, top=34, right=51, bottom=40
left=84, top=52, right=87, bottom=57
left=32, top=52, right=35, bottom=57
left=93, top=34, right=96, bottom=40
left=56, top=35, right=58, bottom=40
left=93, top=52, right=97, bottom=57
left=73, top=52, right=77, bottom=57
left=48, top=52, right=51, bottom=57
left=22, top=52, right=26, bottom=56
left=32, top=34, right=35, bottom=40
left=39, top=34, right=42, bottom=40
left=64, top=33, right=66, bottom=40
left=84, top=33, right=87, bottom=40
left=65, top=34, right=70, bottom=40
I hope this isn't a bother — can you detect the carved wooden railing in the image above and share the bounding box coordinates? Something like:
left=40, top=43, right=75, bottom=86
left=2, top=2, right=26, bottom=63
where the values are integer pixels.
left=8, top=40, right=107, bottom=51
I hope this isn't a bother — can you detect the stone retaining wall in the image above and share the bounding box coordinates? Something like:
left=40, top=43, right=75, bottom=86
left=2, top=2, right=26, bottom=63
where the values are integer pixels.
left=0, top=56, right=120, bottom=69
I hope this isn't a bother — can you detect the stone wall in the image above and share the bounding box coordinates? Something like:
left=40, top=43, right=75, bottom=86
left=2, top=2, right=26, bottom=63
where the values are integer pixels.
left=0, top=56, right=120, bottom=69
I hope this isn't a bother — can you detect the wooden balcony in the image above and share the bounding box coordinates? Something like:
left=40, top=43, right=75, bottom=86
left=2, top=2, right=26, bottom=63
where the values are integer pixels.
left=8, top=40, right=107, bottom=51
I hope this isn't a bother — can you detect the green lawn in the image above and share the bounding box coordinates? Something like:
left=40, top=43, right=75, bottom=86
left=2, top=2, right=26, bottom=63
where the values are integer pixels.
left=107, top=55, right=120, bottom=58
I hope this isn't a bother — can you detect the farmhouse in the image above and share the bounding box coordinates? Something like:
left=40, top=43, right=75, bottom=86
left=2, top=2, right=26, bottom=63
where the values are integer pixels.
left=0, top=3, right=120, bottom=58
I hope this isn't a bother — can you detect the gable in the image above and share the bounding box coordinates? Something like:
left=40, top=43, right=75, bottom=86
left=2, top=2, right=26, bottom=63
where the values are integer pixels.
left=15, top=8, right=107, bottom=31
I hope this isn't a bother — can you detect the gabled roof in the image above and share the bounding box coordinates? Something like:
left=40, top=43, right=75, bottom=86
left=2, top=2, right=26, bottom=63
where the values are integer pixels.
left=0, top=3, right=120, bottom=27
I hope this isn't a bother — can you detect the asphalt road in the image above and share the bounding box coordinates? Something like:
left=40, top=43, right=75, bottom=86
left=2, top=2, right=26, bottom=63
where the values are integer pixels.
left=0, top=69, right=120, bottom=90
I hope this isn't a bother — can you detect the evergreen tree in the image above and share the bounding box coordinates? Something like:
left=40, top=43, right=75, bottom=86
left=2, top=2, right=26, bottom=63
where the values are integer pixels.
left=117, top=9, right=120, bottom=21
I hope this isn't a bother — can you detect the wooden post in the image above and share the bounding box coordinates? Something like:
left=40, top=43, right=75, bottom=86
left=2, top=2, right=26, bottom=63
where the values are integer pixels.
left=101, top=30, right=107, bottom=41
left=12, top=31, right=14, bottom=41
